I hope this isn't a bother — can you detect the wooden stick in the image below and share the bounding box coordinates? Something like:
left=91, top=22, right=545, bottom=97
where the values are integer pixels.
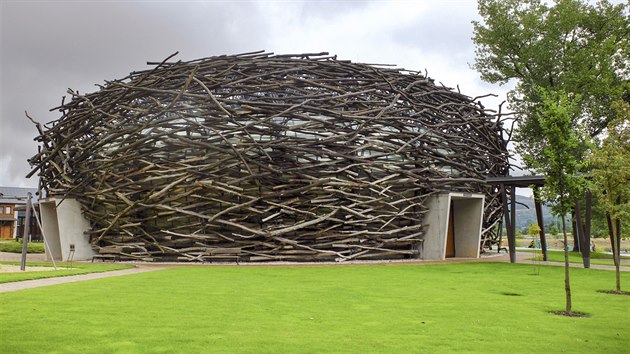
left=28, top=52, right=509, bottom=262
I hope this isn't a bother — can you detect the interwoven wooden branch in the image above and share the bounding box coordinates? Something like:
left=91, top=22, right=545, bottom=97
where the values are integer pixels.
left=28, top=51, right=510, bottom=262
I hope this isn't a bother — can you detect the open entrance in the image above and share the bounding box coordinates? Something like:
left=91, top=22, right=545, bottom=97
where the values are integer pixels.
left=446, top=196, right=485, bottom=258
left=445, top=205, right=455, bottom=257
left=422, top=192, right=485, bottom=260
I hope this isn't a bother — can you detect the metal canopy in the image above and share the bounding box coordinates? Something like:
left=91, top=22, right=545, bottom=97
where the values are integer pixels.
left=485, top=174, right=593, bottom=268
left=486, top=175, right=548, bottom=263
left=485, top=175, right=546, bottom=187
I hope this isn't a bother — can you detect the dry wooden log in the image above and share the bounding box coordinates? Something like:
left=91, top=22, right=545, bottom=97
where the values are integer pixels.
left=28, top=51, right=510, bottom=262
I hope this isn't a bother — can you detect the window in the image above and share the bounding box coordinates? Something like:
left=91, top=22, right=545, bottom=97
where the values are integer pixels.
left=5, top=206, right=11, bottom=215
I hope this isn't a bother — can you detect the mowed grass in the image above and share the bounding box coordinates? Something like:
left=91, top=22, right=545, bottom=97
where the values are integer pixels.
left=1, top=263, right=628, bottom=353
left=0, top=262, right=133, bottom=283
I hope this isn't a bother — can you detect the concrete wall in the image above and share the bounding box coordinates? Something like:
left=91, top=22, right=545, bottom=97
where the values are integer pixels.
left=421, top=192, right=484, bottom=260
left=38, top=192, right=483, bottom=262
left=422, top=193, right=451, bottom=260
left=40, top=200, right=62, bottom=261
left=40, top=197, right=95, bottom=261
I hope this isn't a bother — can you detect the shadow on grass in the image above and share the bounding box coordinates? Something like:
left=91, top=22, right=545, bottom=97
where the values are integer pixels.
left=597, top=290, right=630, bottom=296
left=500, top=292, right=523, bottom=296
left=549, top=311, right=591, bottom=318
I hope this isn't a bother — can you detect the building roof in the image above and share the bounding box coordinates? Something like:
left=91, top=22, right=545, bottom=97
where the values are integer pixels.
left=485, top=175, right=546, bottom=188
left=0, top=186, right=38, bottom=204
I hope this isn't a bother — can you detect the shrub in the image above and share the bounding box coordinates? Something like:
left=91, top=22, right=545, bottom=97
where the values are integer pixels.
left=0, top=240, right=45, bottom=253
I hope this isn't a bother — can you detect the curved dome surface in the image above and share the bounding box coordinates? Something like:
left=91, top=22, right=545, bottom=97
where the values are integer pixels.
left=30, top=51, right=509, bottom=262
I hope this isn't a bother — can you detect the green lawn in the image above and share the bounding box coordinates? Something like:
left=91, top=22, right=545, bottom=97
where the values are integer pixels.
left=0, top=262, right=133, bottom=283
left=1, top=262, right=628, bottom=353
left=524, top=249, right=630, bottom=266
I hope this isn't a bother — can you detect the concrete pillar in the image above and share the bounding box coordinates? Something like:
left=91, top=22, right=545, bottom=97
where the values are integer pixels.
left=40, top=199, right=62, bottom=261
left=423, top=193, right=450, bottom=260
left=40, top=197, right=95, bottom=261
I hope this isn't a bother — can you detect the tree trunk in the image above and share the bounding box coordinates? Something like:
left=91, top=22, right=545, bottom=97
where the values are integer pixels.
left=571, top=210, right=580, bottom=252
left=534, top=187, right=548, bottom=261
left=574, top=200, right=589, bottom=268
left=607, top=212, right=616, bottom=259
left=615, top=218, right=621, bottom=293
left=562, top=216, right=572, bottom=314
left=19, top=193, right=33, bottom=271
left=585, top=190, right=592, bottom=251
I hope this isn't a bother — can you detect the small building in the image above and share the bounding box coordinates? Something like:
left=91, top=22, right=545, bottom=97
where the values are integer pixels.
left=0, top=186, right=41, bottom=241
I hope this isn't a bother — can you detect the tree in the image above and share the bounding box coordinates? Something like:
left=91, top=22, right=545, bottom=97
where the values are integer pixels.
left=548, top=224, right=560, bottom=236
left=527, top=223, right=541, bottom=236
left=524, top=88, right=587, bottom=314
left=473, top=0, right=629, bottom=315
left=473, top=0, right=630, bottom=137
left=589, top=101, right=630, bottom=294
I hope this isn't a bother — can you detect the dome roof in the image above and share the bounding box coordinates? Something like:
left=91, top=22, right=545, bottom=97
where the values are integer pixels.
left=29, top=51, right=509, bottom=262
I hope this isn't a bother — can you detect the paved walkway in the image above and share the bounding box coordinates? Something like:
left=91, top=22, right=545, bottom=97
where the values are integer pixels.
left=516, top=259, right=630, bottom=271
left=0, top=264, right=169, bottom=293
left=1, top=251, right=628, bottom=293
left=476, top=251, right=630, bottom=271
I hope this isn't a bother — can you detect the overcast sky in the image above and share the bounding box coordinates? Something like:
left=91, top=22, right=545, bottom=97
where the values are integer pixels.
left=1, top=0, right=514, bottom=190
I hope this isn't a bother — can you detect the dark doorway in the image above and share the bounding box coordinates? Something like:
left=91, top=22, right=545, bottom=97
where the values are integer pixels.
left=446, top=205, right=455, bottom=257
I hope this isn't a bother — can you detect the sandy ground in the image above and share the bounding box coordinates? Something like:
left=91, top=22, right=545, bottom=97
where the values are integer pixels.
left=0, top=251, right=47, bottom=263
left=0, top=252, right=54, bottom=273
left=0, top=264, right=68, bottom=273
left=0, top=252, right=61, bottom=273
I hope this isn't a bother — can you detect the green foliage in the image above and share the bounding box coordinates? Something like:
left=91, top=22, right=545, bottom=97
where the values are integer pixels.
left=0, top=240, right=45, bottom=254
left=473, top=0, right=630, bottom=136
left=548, top=224, right=560, bottom=235
left=1, top=264, right=629, bottom=353
left=589, top=101, right=630, bottom=225
left=520, top=88, right=588, bottom=215
left=472, top=0, right=629, bottom=213
left=586, top=195, right=615, bottom=237
left=527, top=223, right=541, bottom=236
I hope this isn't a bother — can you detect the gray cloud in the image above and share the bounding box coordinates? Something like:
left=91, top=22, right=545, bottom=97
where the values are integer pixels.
left=390, top=2, right=478, bottom=62
left=1, top=1, right=271, bottom=187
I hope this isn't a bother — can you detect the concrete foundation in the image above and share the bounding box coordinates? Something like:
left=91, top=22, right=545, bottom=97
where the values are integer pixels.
left=422, top=192, right=485, bottom=260
left=37, top=193, right=483, bottom=262
left=40, top=197, right=95, bottom=261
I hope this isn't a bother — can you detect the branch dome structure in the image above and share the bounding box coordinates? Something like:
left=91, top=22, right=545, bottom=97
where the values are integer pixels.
left=29, top=51, right=510, bottom=262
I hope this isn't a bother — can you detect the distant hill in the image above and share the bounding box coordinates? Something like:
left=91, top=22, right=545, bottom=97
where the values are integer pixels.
left=513, top=194, right=558, bottom=230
